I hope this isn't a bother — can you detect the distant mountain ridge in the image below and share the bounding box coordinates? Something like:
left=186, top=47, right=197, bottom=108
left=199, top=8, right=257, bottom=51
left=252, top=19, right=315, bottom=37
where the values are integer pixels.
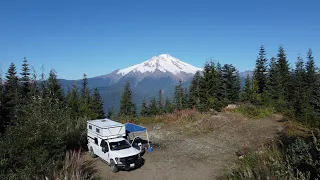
left=59, top=54, right=252, bottom=112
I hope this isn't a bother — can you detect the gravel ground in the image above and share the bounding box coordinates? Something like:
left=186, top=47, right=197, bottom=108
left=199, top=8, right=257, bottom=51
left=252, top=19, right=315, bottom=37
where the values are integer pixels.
left=84, top=112, right=284, bottom=180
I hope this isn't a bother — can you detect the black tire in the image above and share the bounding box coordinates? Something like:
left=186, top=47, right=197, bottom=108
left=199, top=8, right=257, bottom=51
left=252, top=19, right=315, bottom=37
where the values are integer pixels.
left=110, top=160, right=119, bottom=173
left=89, top=147, right=97, bottom=158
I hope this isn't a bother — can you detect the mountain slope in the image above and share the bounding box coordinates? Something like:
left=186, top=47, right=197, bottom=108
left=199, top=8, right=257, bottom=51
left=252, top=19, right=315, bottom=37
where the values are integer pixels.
left=60, top=54, right=203, bottom=112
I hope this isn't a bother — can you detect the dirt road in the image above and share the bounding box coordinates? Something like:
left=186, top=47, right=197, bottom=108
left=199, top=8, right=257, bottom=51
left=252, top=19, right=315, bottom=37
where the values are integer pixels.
left=84, top=112, right=284, bottom=180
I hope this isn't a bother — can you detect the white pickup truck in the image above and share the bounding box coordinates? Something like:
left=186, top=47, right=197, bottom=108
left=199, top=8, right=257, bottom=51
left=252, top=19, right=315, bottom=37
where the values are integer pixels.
left=87, top=119, right=150, bottom=173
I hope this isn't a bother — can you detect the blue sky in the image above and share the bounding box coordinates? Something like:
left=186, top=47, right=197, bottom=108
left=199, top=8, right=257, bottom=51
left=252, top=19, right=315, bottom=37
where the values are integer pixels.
left=0, top=0, right=319, bottom=79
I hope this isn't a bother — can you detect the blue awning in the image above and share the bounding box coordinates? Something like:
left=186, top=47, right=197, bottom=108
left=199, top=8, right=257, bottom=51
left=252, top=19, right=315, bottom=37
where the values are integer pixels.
left=125, top=123, right=147, bottom=133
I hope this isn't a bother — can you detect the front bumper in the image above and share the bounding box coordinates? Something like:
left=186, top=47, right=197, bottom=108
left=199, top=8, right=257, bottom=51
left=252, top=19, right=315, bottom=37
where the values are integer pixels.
left=116, top=157, right=143, bottom=170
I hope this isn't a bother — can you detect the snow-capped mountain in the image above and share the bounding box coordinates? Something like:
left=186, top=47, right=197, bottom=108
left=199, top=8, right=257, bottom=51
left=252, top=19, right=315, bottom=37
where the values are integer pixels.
left=59, top=54, right=203, bottom=112
left=117, top=54, right=202, bottom=76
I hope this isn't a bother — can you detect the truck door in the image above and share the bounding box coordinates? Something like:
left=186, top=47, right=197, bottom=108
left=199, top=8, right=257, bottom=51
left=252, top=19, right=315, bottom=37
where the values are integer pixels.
left=100, top=139, right=110, bottom=163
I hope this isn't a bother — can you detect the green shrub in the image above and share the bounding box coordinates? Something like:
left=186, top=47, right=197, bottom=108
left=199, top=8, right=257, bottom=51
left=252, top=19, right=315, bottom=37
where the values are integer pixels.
left=0, top=96, right=89, bottom=179
left=234, top=104, right=275, bottom=119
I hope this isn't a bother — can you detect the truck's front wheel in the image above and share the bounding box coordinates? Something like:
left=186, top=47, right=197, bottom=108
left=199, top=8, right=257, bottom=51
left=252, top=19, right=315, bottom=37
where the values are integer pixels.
left=110, top=160, right=119, bottom=173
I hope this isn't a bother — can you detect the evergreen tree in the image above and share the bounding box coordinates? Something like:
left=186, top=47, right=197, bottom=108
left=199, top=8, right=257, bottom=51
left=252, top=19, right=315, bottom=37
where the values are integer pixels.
left=19, top=57, right=31, bottom=101
left=265, top=57, right=282, bottom=107
left=47, top=69, right=64, bottom=102
left=157, top=89, right=164, bottom=114
left=39, top=66, right=48, bottom=98
left=253, top=45, right=268, bottom=94
left=174, top=80, right=184, bottom=110
left=310, top=72, right=320, bottom=127
left=148, top=96, right=158, bottom=115
left=305, top=49, right=318, bottom=120
left=277, top=46, right=291, bottom=103
left=140, top=97, right=149, bottom=117
left=107, top=105, right=116, bottom=120
left=2, top=63, right=19, bottom=130
left=164, top=96, right=174, bottom=113
left=119, top=81, right=136, bottom=117
left=183, top=88, right=192, bottom=109
left=79, top=74, right=91, bottom=117
left=189, top=71, right=201, bottom=108
left=0, top=74, right=4, bottom=133
left=216, top=63, right=225, bottom=102
left=241, top=75, right=253, bottom=102
left=66, top=83, right=79, bottom=118
left=222, top=64, right=240, bottom=103
left=292, top=56, right=308, bottom=120
left=29, top=69, right=40, bottom=98
left=91, top=88, right=105, bottom=119
left=198, top=62, right=215, bottom=111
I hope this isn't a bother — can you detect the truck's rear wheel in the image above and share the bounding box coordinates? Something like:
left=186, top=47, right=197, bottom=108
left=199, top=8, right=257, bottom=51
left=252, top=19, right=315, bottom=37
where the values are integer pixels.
left=110, top=160, right=119, bottom=173
left=89, top=147, right=97, bottom=158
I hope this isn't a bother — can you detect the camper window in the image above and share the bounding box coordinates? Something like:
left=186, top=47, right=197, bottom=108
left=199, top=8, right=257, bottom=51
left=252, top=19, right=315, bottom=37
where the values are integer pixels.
left=94, top=138, right=98, bottom=145
left=89, top=125, right=92, bottom=130
left=96, top=128, right=100, bottom=133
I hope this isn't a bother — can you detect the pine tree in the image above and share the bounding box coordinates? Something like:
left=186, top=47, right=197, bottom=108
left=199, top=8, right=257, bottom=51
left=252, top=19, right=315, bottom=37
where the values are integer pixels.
left=183, top=88, right=192, bottom=109
left=198, top=61, right=215, bottom=111
left=222, top=64, right=240, bottom=103
left=265, top=57, right=281, bottom=107
left=305, top=49, right=320, bottom=126
left=305, top=49, right=318, bottom=121
left=164, top=96, right=174, bottom=113
left=119, top=81, right=136, bottom=117
left=91, top=88, right=105, bottom=119
left=310, top=72, right=320, bottom=127
left=189, top=71, right=201, bottom=108
left=3, top=63, right=19, bottom=130
left=66, top=83, right=79, bottom=118
left=253, top=45, right=268, bottom=94
left=79, top=74, right=91, bottom=117
left=140, top=97, right=149, bottom=117
left=216, top=63, right=225, bottom=102
left=47, top=69, right=64, bottom=102
left=0, top=74, right=4, bottom=133
left=29, top=69, right=40, bottom=98
left=147, top=96, right=157, bottom=115
left=174, top=80, right=184, bottom=110
left=292, top=56, right=308, bottom=120
left=107, top=105, right=116, bottom=120
left=241, top=75, right=253, bottom=102
left=277, top=46, right=291, bottom=104
left=157, top=89, right=164, bottom=114
left=19, top=57, right=31, bottom=102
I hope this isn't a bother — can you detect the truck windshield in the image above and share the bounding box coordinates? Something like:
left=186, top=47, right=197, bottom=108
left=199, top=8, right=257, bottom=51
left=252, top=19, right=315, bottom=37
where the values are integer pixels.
left=109, top=140, right=131, bottom=151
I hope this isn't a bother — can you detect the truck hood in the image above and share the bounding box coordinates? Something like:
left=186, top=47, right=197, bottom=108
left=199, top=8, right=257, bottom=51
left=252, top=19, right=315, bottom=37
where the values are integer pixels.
left=110, top=147, right=140, bottom=158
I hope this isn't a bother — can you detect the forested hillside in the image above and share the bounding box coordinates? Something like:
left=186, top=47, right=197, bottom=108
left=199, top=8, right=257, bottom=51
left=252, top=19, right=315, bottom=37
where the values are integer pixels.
left=0, top=45, right=319, bottom=179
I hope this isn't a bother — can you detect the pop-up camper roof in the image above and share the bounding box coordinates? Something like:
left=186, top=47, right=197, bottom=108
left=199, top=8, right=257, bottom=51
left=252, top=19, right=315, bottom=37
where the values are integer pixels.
left=87, top=118, right=126, bottom=139
left=88, top=118, right=123, bottom=129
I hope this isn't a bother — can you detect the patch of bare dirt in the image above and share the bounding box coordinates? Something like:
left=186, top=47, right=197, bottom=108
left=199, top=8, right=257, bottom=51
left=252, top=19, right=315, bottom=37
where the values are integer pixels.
left=84, top=111, right=284, bottom=180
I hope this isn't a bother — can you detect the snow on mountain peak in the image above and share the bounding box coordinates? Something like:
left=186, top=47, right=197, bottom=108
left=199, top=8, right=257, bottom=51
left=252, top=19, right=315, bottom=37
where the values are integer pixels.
left=117, top=54, right=202, bottom=76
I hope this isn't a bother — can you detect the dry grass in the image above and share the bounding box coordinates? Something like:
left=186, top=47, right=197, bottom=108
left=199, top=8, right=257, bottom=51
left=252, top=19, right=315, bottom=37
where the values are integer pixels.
left=125, top=108, right=199, bottom=125
left=50, top=150, right=101, bottom=180
left=282, top=121, right=313, bottom=138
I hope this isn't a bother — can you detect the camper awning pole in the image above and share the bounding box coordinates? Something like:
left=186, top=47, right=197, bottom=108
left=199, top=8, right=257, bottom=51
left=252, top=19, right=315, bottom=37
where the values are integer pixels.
left=146, top=129, right=150, bottom=148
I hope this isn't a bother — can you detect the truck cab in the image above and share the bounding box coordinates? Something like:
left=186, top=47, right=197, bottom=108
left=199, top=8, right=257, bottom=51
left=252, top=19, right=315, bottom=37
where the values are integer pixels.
left=87, top=119, right=143, bottom=172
